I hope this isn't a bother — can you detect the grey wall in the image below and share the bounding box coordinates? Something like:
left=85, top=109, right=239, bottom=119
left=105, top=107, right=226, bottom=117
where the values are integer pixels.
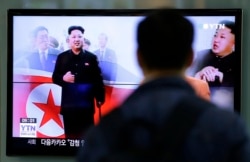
left=1, top=0, right=249, bottom=161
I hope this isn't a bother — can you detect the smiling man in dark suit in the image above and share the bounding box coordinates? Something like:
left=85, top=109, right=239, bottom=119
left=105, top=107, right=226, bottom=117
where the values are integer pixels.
left=52, top=25, right=105, bottom=139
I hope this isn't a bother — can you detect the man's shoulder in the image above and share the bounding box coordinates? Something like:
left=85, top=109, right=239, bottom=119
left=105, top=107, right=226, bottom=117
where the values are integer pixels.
left=57, top=49, right=70, bottom=56
left=48, top=48, right=61, bottom=54
left=119, top=94, right=244, bottom=138
left=195, top=107, right=247, bottom=144
left=84, top=50, right=98, bottom=59
left=120, top=87, right=209, bottom=119
left=96, top=94, right=236, bottom=141
left=84, top=50, right=95, bottom=55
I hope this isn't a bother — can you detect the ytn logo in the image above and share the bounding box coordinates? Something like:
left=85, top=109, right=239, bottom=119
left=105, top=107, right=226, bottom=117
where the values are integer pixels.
left=200, top=23, right=225, bottom=30
left=21, top=125, right=36, bottom=131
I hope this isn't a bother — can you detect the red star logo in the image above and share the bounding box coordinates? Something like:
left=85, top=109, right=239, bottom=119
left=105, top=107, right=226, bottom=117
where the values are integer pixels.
left=33, top=90, right=63, bottom=128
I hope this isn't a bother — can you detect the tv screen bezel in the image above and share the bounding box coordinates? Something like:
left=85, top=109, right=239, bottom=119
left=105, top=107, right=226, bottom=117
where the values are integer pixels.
left=7, top=8, right=242, bottom=156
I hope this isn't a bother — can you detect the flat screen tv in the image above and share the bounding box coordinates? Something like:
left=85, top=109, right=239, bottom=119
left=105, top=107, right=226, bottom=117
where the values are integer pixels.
left=7, top=8, right=242, bottom=156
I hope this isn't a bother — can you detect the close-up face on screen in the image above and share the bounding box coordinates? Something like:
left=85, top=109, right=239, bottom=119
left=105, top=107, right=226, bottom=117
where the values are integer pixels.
left=7, top=9, right=241, bottom=156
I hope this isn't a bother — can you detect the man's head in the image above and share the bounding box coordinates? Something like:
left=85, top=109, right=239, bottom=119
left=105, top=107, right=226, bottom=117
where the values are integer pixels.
left=83, top=38, right=91, bottom=50
left=98, top=33, right=108, bottom=49
left=49, top=36, right=59, bottom=48
left=68, top=25, right=85, bottom=51
left=211, top=20, right=235, bottom=57
left=32, top=26, right=49, bottom=51
left=136, top=9, right=194, bottom=74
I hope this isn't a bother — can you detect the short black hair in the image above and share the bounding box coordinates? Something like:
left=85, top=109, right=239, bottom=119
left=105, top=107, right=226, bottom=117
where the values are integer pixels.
left=218, top=20, right=235, bottom=34
left=137, top=9, right=194, bottom=70
left=68, top=26, right=85, bottom=35
left=32, top=26, right=48, bottom=37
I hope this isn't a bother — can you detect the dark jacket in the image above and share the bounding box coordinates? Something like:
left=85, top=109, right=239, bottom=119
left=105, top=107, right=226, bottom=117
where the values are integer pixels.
left=77, top=76, right=250, bottom=162
left=27, top=48, right=61, bottom=72
left=52, top=49, right=105, bottom=114
left=190, top=49, right=235, bottom=87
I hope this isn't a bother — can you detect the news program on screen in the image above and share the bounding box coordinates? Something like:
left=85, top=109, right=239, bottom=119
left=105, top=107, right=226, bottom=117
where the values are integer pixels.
left=12, top=15, right=235, bottom=139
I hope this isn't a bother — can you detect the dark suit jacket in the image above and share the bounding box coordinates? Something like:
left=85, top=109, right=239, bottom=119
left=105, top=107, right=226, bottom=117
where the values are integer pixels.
left=77, top=76, right=250, bottom=162
left=93, top=48, right=117, bottom=81
left=26, top=48, right=61, bottom=72
left=52, top=49, right=105, bottom=114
